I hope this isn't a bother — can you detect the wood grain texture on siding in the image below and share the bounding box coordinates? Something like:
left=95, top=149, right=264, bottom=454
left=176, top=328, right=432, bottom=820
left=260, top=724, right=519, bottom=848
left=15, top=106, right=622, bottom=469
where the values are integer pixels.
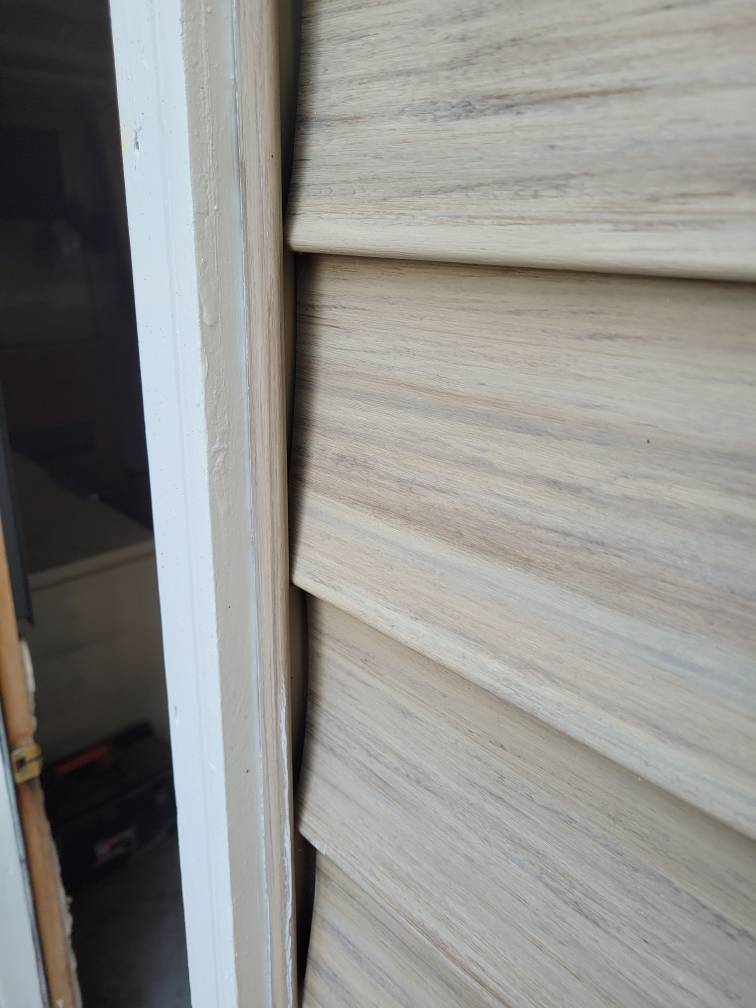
left=286, top=0, right=756, bottom=279
left=303, top=856, right=497, bottom=1008
left=290, top=255, right=756, bottom=837
left=298, top=599, right=756, bottom=1008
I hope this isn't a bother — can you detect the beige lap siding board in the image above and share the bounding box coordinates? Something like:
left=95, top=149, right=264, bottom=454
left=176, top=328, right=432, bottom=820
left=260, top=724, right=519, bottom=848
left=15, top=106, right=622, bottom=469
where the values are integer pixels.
left=299, top=602, right=756, bottom=1008
left=304, top=858, right=499, bottom=1008
left=285, top=1, right=756, bottom=1004
left=291, top=255, right=756, bottom=837
left=287, top=0, right=756, bottom=279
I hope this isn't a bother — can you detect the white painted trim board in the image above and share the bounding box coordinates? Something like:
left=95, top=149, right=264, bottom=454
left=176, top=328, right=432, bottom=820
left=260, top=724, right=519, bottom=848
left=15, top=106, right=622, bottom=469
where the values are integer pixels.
left=109, top=2, right=286, bottom=1004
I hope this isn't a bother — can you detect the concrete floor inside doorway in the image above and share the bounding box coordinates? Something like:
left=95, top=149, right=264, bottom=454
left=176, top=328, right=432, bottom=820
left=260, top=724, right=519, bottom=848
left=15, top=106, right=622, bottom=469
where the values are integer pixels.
left=71, top=831, right=190, bottom=1007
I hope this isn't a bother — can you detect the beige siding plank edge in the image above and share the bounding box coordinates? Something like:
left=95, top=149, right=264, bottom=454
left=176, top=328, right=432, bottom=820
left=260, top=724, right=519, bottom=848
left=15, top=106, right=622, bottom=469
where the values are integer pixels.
left=285, top=223, right=756, bottom=284
left=293, top=568, right=756, bottom=843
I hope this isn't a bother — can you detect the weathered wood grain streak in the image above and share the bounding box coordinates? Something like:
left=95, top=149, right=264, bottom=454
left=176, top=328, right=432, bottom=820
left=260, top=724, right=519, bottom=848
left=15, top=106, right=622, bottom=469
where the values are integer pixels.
left=303, top=856, right=498, bottom=1007
left=299, top=600, right=756, bottom=1008
left=290, top=255, right=756, bottom=837
left=287, top=0, right=756, bottom=279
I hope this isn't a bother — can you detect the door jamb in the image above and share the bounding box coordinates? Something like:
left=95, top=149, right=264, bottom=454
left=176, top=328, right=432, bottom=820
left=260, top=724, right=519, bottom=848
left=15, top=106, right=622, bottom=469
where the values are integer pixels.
left=108, top=2, right=296, bottom=1004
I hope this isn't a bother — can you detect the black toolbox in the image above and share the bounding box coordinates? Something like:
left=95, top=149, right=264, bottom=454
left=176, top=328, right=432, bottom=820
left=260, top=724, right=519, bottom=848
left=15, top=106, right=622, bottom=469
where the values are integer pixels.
left=43, top=722, right=175, bottom=890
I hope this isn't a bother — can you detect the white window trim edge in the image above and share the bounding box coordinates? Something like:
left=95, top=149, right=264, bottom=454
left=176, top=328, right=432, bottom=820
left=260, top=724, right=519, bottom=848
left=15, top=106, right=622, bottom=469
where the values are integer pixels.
left=109, top=2, right=289, bottom=1004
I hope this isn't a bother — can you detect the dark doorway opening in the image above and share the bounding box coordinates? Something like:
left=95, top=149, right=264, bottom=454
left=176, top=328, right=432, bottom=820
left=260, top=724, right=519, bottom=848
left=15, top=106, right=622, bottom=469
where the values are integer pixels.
left=0, top=4, right=189, bottom=1004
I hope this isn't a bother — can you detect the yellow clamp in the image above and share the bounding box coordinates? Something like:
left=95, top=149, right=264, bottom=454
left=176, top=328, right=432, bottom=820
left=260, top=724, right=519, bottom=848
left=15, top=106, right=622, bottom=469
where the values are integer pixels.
left=11, top=742, right=43, bottom=784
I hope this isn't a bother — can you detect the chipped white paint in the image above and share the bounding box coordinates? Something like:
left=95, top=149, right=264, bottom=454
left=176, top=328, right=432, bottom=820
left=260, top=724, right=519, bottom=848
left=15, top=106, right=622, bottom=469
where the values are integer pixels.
left=109, top=1, right=279, bottom=1005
